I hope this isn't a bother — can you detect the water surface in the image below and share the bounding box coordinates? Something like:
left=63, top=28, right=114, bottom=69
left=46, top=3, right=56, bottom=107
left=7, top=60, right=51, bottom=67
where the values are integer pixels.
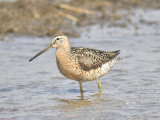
left=0, top=9, right=160, bottom=120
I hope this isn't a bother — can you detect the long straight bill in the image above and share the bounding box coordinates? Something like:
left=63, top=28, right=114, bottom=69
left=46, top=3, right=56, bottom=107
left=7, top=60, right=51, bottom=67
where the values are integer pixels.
left=29, top=45, right=52, bottom=62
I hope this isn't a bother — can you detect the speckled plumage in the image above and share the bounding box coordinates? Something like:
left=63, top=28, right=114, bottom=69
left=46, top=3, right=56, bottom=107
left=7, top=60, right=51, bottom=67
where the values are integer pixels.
left=70, top=47, right=120, bottom=71
left=56, top=46, right=120, bottom=82
left=29, top=33, right=121, bottom=96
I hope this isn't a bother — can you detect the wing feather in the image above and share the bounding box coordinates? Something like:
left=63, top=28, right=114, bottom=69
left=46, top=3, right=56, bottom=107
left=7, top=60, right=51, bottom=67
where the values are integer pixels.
left=71, top=47, right=120, bottom=71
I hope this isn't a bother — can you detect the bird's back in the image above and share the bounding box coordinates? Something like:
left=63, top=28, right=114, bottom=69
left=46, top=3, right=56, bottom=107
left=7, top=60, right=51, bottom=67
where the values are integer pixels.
left=56, top=47, right=121, bottom=81
left=70, top=47, right=121, bottom=71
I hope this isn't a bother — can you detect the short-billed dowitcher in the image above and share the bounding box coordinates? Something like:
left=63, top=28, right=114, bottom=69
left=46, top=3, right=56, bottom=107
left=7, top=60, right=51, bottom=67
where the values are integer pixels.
left=29, top=33, right=121, bottom=98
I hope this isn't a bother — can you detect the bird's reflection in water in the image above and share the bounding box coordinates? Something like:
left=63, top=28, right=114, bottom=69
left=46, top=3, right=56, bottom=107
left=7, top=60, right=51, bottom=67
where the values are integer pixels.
left=53, top=93, right=115, bottom=119
left=51, top=91, right=124, bottom=120
left=55, top=93, right=109, bottom=110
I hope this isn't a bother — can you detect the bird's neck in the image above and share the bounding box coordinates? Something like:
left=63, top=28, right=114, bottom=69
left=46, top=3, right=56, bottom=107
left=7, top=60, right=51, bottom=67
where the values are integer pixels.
left=56, top=45, right=71, bottom=57
left=61, top=44, right=71, bottom=52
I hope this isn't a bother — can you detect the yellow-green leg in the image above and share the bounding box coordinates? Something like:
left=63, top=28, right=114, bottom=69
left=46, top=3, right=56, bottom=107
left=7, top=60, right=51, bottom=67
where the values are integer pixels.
left=79, top=81, right=84, bottom=100
left=96, top=79, right=102, bottom=93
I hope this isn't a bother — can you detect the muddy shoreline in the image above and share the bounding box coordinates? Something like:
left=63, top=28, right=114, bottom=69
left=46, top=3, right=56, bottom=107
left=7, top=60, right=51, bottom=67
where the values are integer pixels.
left=0, top=0, right=159, bottom=40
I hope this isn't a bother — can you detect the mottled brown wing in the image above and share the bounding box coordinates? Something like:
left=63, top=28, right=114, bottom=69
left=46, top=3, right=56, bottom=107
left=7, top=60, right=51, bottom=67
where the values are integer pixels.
left=71, top=47, right=120, bottom=71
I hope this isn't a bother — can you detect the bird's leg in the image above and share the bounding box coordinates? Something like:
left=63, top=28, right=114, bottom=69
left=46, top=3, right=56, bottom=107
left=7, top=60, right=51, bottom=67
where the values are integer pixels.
left=79, top=81, right=84, bottom=100
left=96, top=79, right=102, bottom=93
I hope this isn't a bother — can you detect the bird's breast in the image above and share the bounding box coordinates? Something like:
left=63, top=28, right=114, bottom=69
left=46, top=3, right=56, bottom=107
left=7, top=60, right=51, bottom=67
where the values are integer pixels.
left=56, top=48, right=120, bottom=82
left=56, top=49, right=81, bottom=80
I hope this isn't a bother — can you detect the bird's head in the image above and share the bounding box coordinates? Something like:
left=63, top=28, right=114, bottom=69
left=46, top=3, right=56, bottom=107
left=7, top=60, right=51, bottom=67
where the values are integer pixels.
left=51, top=33, right=69, bottom=48
left=29, top=33, right=69, bottom=62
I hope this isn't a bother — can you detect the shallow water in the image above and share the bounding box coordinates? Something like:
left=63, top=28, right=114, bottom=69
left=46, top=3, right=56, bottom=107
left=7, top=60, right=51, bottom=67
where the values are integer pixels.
left=0, top=9, right=160, bottom=120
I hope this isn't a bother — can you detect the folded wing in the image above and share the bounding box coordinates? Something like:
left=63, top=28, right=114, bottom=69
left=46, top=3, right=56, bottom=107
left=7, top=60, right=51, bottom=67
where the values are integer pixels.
left=71, top=47, right=120, bottom=71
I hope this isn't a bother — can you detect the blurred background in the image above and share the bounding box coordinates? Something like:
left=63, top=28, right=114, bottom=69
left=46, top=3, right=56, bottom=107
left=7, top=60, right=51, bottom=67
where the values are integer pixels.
left=0, top=0, right=160, bottom=120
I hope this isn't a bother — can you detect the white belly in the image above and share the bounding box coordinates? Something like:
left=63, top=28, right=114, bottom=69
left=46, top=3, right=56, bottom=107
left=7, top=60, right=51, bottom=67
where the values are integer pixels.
left=56, top=51, right=120, bottom=82
left=81, top=57, right=121, bottom=81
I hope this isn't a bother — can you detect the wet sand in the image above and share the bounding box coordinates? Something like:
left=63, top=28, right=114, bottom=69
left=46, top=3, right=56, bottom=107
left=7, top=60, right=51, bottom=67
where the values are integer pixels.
left=0, top=0, right=160, bottom=39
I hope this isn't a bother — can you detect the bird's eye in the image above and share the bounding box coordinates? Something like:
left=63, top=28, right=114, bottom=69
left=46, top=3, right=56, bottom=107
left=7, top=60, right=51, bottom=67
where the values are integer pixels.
left=56, top=38, right=60, bottom=40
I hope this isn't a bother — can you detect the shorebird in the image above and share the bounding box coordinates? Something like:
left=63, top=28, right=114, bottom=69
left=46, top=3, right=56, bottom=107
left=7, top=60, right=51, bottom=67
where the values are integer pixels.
left=29, top=33, right=121, bottom=98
